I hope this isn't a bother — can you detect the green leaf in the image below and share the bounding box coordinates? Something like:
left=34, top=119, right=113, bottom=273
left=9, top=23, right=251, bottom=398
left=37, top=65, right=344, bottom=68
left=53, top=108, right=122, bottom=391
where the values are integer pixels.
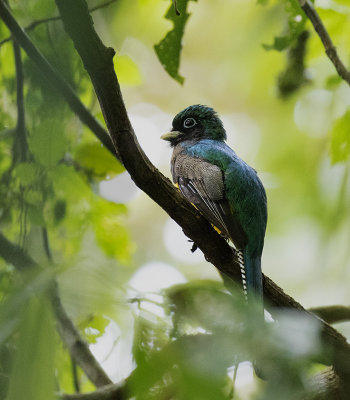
left=92, top=198, right=132, bottom=262
left=25, top=189, right=43, bottom=205
left=48, top=164, right=91, bottom=200
left=263, top=0, right=307, bottom=52
left=325, top=74, right=343, bottom=89
left=28, top=119, right=67, bottom=167
left=13, top=162, right=41, bottom=186
left=277, top=30, right=309, bottom=98
left=263, top=35, right=292, bottom=52
left=80, top=315, right=110, bottom=344
left=330, top=111, right=350, bottom=164
left=74, top=142, right=124, bottom=179
left=6, top=297, right=56, bottom=400
left=27, top=205, right=45, bottom=226
left=154, top=0, right=197, bottom=84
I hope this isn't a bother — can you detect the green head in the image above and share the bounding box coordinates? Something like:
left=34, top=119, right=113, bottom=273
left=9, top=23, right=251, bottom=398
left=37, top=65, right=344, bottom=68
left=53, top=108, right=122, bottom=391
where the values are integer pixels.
left=161, top=105, right=227, bottom=146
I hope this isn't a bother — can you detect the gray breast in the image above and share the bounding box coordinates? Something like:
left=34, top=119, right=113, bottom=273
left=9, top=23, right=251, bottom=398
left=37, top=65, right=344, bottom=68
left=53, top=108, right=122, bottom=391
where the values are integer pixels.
left=171, top=149, right=224, bottom=201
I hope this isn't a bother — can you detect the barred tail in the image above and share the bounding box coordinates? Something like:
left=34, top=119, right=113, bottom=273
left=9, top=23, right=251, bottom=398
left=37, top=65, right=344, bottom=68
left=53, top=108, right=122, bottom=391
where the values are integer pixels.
left=238, top=248, right=263, bottom=304
left=236, top=249, right=248, bottom=301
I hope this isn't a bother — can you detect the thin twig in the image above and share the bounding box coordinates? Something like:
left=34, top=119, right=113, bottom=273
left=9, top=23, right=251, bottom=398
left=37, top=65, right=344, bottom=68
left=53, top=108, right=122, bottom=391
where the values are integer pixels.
left=71, top=359, right=81, bottom=393
left=0, top=233, right=36, bottom=269
left=50, top=284, right=113, bottom=387
left=13, top=41, right=27, bottom=161
left=0, top=0, right=119, bottom=161
left=42, top=227, right=111, bottom=388
left=0, top=0, right=118, bottom=47
left=298, top=0, right=350, bottom=85
left=42, top=227, right=53, bottom=262
left=13, top=38, right=29, bottom=250
left=172, top=0, right=180, bottom=16
left=309, top=305, right=350, bottom=325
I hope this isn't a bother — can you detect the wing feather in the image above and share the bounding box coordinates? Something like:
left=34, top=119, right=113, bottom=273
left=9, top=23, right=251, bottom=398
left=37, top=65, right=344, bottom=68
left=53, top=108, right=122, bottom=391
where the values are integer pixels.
left=173, top=153, right=246, bottom=248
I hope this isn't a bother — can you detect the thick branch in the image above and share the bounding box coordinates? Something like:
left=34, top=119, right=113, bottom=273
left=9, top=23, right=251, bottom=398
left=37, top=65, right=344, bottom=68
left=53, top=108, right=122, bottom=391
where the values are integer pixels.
left=309, top=305, right=350, bottom=325
left=0, top=232, right=112, bottom=388
left=299, top=0, right=350, bottom=85
left=0, top=0, right=119, bottom=47
left=0, top=0, right=118, bottom=160
left=54, top=0, right=350, bottom=392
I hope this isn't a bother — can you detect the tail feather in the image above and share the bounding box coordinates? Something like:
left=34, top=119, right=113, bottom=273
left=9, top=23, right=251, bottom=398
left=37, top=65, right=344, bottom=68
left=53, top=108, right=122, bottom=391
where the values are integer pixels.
left=236, top=249, right=248, bottom=301
left=242, top=248, right=263, bottom=304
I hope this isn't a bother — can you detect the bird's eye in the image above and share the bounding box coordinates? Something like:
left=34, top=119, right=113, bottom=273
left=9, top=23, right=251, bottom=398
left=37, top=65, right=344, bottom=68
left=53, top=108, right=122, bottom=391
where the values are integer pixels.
left=183, top=118, right=197, bottom=129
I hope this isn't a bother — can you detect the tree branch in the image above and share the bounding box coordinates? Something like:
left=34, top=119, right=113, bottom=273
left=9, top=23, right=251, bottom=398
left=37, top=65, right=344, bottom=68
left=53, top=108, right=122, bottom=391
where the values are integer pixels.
left=298, top=0, right=350, bottom=85
left=0, top=0, right=119, bottom=161
left=0, top=0, right=119, bottom=47
left=303, top=368, right=347, bottom=400
left=0, top=233, right=36, bottom=270
left=50, top=283, right=113, bottom=387
left=309, top=305, right=350, bottom=325
left=71, top=358, right=81, bottom=393
left=53, top=0, right=350, bottom=393
left=60, top=382, right=126, bottom=400
left=0, top=232, right=113, bottom=388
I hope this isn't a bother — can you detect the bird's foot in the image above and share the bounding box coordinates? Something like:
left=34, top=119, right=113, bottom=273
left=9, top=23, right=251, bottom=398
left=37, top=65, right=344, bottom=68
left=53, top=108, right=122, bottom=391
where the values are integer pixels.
left=188, top=240, right=198, bottom=253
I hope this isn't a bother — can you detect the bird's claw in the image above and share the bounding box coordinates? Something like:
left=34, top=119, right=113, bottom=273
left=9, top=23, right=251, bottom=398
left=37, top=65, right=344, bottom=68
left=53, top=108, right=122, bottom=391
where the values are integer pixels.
left=188, top=239, right=198, bottom=253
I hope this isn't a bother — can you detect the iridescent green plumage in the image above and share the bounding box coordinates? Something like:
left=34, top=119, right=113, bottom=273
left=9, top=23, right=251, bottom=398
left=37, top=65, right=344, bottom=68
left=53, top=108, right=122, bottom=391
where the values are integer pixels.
left=162, top=105, right=267, bottom=303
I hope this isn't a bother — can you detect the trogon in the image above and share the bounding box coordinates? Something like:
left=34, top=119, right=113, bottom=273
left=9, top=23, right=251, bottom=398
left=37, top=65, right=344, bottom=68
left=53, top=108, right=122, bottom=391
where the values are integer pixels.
left=161, top=105, right=267, bottom=305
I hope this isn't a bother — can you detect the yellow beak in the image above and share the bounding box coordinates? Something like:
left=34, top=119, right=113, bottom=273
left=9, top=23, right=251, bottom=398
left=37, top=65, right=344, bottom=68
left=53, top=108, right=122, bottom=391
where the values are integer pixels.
left=160, top=131, right=181, bottom=141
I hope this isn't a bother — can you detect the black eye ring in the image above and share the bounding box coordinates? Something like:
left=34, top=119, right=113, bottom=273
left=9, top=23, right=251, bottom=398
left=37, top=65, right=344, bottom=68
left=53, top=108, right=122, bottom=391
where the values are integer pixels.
left=183, top=117, right=197, bottom=129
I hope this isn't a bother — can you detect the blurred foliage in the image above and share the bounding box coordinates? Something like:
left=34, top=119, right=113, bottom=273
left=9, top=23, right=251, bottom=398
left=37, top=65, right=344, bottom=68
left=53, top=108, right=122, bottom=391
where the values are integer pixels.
left=129, top=281, right=325, bottom=400
left=277, top=30, right=310, bottom=98
left=262, top=0, right=307, bottom=52
left=154, top=0, right=197, bottom=84
left=330, top=110, right=350, bottom=163
left=6, top=296, right=56, bottom=400
left=0, top=0, right=350, bottom=399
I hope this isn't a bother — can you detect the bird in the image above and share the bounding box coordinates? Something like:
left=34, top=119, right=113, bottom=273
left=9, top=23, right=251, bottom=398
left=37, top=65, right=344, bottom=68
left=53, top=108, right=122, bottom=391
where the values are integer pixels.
left=161, top=105, right=267, bottom=305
